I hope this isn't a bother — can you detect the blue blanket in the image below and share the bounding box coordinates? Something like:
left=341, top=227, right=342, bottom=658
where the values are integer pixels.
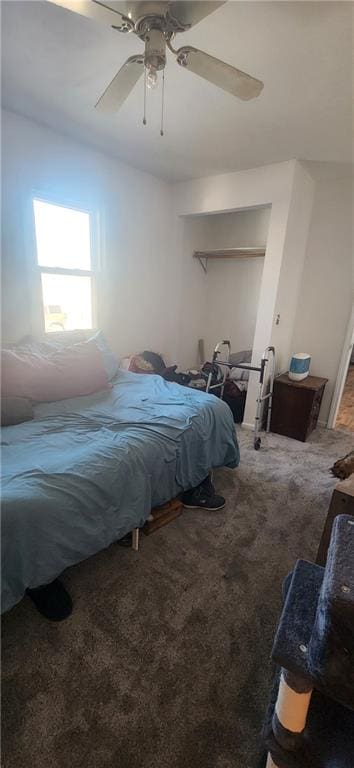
left=1, top=370, right=239, bottom=612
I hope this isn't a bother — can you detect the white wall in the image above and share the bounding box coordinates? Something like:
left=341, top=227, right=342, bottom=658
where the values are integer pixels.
left=270, top=161, right=315, bottom=372
left=1, top=109, right=175, bottom=360
left=291, top=175, right=353, bottom=423
left=205, top=258, right=264, bottom=361
left=171, top=216, right=209, bottom=370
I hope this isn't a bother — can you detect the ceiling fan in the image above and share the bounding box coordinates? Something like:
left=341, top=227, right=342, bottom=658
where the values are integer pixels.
left=48, top=1, right=264, bottom=133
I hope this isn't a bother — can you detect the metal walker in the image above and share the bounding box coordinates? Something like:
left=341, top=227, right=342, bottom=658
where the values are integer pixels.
left=205, top=340, right=276, bottom=450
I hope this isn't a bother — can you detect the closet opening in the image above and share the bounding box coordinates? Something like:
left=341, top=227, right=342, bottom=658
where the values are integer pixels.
left=180, top=205, right=271, bottom=426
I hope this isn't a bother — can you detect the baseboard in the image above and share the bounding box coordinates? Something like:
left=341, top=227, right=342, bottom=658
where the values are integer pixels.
left=242, top=419, right=329, bottom=432
left=241, top=422, right=255, bottom=431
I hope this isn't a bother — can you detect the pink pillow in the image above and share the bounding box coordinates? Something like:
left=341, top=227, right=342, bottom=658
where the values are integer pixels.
left=1, top=341, right=111, bottom=402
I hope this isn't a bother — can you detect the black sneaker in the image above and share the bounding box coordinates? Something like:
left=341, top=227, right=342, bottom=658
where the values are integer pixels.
left=182, top=478, right=226, bottom=511
left=26, top=579, right=73, bottom=621
left=200, top=475, right=216, bottom=496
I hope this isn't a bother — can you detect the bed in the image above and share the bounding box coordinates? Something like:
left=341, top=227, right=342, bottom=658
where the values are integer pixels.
left=1, top=369, right=239, bottom=612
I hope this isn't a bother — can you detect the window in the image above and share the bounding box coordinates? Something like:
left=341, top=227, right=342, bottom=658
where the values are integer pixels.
left=33, top=199, right=95, bottom=333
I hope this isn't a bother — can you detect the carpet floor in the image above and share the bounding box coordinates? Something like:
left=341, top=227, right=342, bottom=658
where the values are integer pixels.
left=2, top=426, right=353, bottom=768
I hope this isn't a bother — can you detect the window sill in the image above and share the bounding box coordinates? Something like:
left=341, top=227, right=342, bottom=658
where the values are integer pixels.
left=44, top=328, right=98, bottom=340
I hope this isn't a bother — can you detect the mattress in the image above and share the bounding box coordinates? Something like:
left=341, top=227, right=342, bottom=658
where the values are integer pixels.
left=1, top=369, right=239, bottom=612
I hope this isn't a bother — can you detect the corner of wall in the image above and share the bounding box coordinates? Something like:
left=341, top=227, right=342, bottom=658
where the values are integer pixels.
left=270, top=161, right=315, bottom=371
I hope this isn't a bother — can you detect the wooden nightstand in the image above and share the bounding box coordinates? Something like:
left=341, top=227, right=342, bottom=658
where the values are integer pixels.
left=270, top=374, right=328, bottom=442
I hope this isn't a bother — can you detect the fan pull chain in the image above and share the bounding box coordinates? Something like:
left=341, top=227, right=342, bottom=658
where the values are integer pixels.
left=143, top=67, right=147, bottom=125
left=160, top=69, right=165, bottom=136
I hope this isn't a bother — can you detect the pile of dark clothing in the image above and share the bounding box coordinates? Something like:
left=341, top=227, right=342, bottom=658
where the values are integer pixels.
left=133, top=351, right=245, bottom=423
left=137, top=351, right=192, bottom=386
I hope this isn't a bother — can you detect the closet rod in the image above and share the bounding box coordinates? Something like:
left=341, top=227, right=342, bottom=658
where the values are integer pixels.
left=193, top=247, right=265, bottom=273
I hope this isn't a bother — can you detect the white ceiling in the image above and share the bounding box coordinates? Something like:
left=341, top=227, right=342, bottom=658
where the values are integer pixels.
left=1, top=1, right=353, bottom=181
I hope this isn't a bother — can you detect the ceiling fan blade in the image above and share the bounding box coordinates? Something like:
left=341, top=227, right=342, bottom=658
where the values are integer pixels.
left=176, top=46, right=264, bottom=101
left=108, top=2, right=169, bottom=22
left=46, top=1, right=133, bottom=31
left=167, top=1, right=225, bottom=29
left=95, top=55, right=144, bottom=111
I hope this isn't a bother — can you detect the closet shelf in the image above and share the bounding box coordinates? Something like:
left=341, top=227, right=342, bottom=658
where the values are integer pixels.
left=193, top=247, right=266, bottom=273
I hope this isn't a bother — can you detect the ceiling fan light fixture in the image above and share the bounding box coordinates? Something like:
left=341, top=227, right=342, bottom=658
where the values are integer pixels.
left=146, top=66, right=158, bottom=89
left=49, top=1, right=264, bottom=133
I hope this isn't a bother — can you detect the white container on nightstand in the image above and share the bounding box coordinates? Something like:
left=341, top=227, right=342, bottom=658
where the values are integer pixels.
left=288, top=353, right=311, bottom=381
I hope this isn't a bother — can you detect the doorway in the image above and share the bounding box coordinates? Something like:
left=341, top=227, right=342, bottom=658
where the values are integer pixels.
left=336, top=354, right=354, bottom=431
left=328, top=304, right=354, bottom=432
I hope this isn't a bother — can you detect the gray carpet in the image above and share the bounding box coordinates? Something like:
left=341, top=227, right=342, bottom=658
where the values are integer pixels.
left=2, top=427, right=353, bottom=768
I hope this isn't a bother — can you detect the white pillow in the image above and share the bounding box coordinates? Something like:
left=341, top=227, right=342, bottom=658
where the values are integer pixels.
left=88, top=331, right=119, bottom=380
left=7, top=331, right=119, bottom=381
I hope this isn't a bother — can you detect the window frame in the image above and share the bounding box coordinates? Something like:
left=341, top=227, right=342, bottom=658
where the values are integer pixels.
left=31, top=195, right=100, bottom=336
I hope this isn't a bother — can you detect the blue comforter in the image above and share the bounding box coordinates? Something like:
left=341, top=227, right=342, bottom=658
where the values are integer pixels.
left=1, top=370, right=239, bottom=612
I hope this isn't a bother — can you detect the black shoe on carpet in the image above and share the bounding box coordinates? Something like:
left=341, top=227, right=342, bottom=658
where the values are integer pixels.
left=182, top=476, right=226, bottom=511
left=26, top=579, right=73, bottom=621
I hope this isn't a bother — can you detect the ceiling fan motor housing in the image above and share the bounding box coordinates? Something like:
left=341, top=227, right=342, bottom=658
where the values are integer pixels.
left=144, top=28, right=166, bottom=71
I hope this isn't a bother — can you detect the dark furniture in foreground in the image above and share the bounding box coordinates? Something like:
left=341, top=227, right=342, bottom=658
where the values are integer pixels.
left=263, top=512, right=354, bottom=767
left=270, top=374, right=328, bottom=442
left=316, top=475, right=354, bottom=566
